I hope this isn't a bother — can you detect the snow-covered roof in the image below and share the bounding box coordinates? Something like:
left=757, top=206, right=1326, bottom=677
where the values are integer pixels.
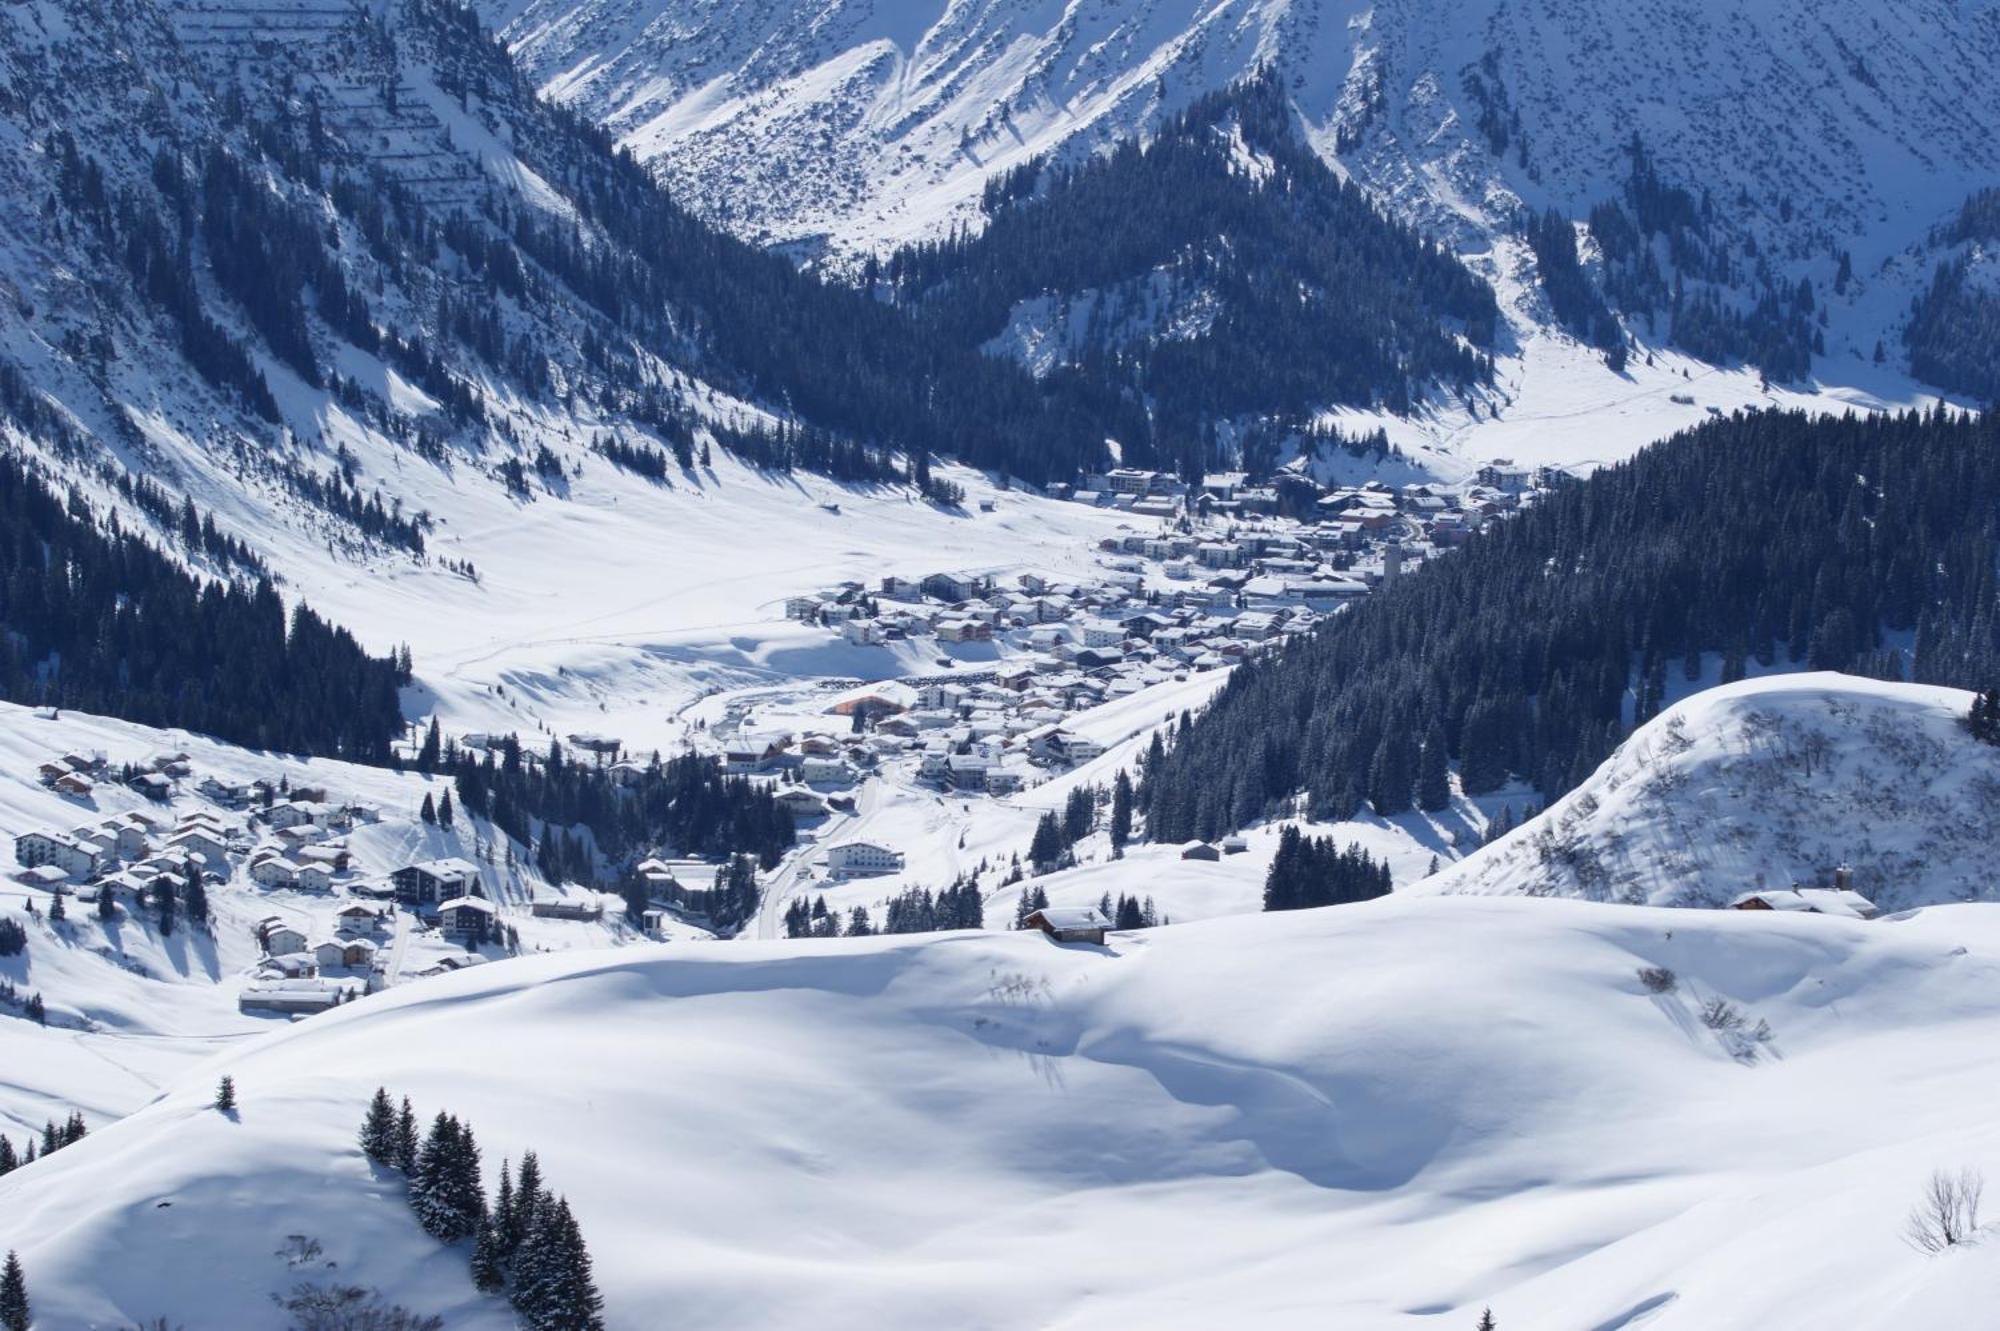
left=1795, top=888, right=1879, bottom=919
left=408, top=857, right=480, bottom=878
left=1035, top=907, right=1111, bottom=931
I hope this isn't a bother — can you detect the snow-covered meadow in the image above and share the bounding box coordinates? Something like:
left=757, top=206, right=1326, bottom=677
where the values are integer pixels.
left=8, top=894, right=2000, bottom=1328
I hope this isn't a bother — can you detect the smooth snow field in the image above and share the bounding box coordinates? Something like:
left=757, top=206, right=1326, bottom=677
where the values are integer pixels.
left=7, top=893, right=2000, bottom=1329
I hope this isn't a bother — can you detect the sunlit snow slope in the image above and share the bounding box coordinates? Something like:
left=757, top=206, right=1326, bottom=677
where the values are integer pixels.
left=1423, top=674, right=2000, bottom=911
left=6, top=896, right=2000, bottom=1328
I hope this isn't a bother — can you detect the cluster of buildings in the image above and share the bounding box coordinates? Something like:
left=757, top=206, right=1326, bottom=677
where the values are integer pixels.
left=12, top=806, right=223, bottom=908
left=6, top=741, right=529, bottom=1015
left=1043, top=463, right=1550, bottom=549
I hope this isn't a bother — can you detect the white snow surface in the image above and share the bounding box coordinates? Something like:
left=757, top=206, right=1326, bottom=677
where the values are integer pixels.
left=9, top=893, right=2000, bottom=1327
left=1421, top=673, right=2000, bottom=912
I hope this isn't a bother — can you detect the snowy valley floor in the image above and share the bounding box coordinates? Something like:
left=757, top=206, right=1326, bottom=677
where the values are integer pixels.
left=7, top=895, right=2000, bottom=1328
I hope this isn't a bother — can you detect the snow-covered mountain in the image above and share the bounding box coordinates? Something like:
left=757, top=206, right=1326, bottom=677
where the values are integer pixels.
left=480, top=0, right=2000, bottom=268
left=1423, top=673, right=2000, bottom=911
left=9, top=891, right=2000, bottom=1329
left=484, top=0, right=2000, bottom=378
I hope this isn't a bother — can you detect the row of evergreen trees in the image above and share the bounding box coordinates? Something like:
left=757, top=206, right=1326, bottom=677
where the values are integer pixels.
left=0, top=977, right=47, bottom=1025
left=1006, top=885, right=1166, bottom=931
left=1141, top=406, right=2000, bottom=842
left=0, top=1112, right=87, bottom=1177
left=781, top=878, right=986, bottom=938
left=1261, top=830, right=1393, bottom=912
left=1028, top=785, right=1108, bottom=872
left=360, top=1088, right=604, bottom=1329
left=450, top=738, right=795, bottom=872
left=0, top=452, right=409, bottom=759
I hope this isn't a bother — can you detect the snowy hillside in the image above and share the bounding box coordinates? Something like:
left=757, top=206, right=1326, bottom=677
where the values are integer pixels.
left=0, top=699, right=649, bottom=1141
left=1423, top=674, right=2000, bottom=911
left=8, top=895, right=2000, bottom=1327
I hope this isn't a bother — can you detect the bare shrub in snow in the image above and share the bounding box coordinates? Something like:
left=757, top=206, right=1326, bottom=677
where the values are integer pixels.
left=1637, top=966, right=1678, bottom=994
left=987, top=971, right=1049, bottom=1005
left=1905, top=1168, right=1985, bottom=1253
left=1699, top=997, right=1744, bottom=1031
left=276, top=1235, right=324, bottom=1268
left=275, top=1284, right=444, bottom=1331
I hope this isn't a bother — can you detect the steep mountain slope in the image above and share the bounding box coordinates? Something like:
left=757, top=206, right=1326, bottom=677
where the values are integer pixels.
left=0, top=0, right=1125, bottom=590
left=1137, top=406, right=2000, bottom=844
left=486, top=0, right=2000, bottom=385
left=878, top=73, right=1499, bottom=462
left=1422, top=674, right=2000, bottom=911
left=7, top=895, right=2000, bottom=1328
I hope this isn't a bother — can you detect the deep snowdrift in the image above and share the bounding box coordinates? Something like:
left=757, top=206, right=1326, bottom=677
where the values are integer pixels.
left=1423, top=673, right=2000, bottom=911
left=7, top=893, right=2000, bottom=1328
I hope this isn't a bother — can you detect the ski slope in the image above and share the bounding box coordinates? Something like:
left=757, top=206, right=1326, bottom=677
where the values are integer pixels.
left=6, top=894, right=2000, bottom=1328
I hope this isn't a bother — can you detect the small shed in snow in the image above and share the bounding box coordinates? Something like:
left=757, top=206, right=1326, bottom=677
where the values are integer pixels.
left=1729, top=887, right=1879, bottom=920
left=1025, top=906, right=1111, bottom=945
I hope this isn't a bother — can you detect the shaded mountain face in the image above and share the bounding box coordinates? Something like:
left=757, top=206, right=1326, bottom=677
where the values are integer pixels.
left=873, top=75, right=1500, bottom=469
left=485, top=0, right=2000, bottom=388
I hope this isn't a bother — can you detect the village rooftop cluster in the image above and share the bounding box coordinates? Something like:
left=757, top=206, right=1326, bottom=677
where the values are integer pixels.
left=7, top=742, right=571, bottom=1018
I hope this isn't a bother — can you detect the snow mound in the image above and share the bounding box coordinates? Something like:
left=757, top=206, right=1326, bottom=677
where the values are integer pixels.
left=1423, top=673, right=2000, bottom=910
left=7, top=895, right=2000, bottom=1327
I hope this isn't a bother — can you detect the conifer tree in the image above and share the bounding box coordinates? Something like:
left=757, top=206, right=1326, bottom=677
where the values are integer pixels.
left=0, top=1250, right=27, bottom=1331
left=214, top=1075, right=236, bottom=1112
left=395, top=1096, right=420, bottom=1173
left=1109, top=770, right=1133, bottom=857
left=493, top=1159, right=519, bottom=1262
left=508, top=1151, right=549, bottom=1286
left=1027, top=813, right=1064, bottom=871
left=1417, top=721, right=1452, bottom=812
left=0, top=1136, right=15, bottom=1176
left=413, top=1113, right=485, bottom=1242
left=155, top=876, right=178, bottom=936
left=472, top=1214, right=507, bottom=1291
left=421, top=792, right=438, bottom=825
left=360, top=1087, right=398, bottom=1164
left=1476, top=1309, right=1497, bottom=1331
left=439, top=790, right=455, bottom=830
left=96, top=883, right=115, bottom=920
left=514, top=1196, right=605, bottom=1331
left=183, top=865, right=210, bottom=928
left=48, top=889, right=64, bottom=924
